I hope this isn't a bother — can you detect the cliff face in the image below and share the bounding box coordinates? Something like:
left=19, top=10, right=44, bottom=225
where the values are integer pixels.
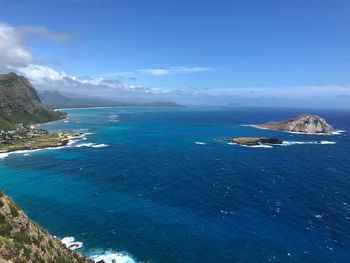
left=0, top=72, right=66, bottom=130
left=0, top=192, right=93, bottom=263
left=257, top=114, right=334, bottom=134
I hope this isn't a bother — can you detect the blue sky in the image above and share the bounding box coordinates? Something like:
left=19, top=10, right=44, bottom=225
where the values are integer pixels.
left=1, top=0, right=350, bottom=107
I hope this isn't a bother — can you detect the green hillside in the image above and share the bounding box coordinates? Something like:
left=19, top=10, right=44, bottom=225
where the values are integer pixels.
left=0, top=72, right=66, bottom=130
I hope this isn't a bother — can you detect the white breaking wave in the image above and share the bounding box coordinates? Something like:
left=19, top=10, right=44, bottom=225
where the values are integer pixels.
left=281, top=140, right=336, bottom=146
left=61, top=236, right=83, bottom=250
left=227, top=140, right=336, bottom=149
left=91, top=251, right=137, bottom=263
left=195, top=141, right=207, bottom=145
left=241, top=124, right=346, bottom=136
left=0, top=132, right=107, bottom=160
left=283, top=130, right=344, bottom=135
left=240, top=124, right=255, bottom=127
left=227, top=142, right=273, bottom=148
left=0, top=145, right=68, bottom=159
left=92, top=143, right=109, bottom=148
left=75, top=143, right=109, bottom=148
left=331, top=130, right=346, bottom=135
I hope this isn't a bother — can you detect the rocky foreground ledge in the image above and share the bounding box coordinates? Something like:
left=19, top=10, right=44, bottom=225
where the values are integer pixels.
left=255, top=114, right=334, bottom=134
left=0, top=192, right=93, bottom=263
left=217, top=137, right=283, bottom=146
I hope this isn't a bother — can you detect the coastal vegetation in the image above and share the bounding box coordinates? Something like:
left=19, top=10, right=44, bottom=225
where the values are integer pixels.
left=0, top=192, right=93, bottom=263
left=0, top=73, right=95, bottom=262
left=0, top=72, right=81, bottom=154
left=0, top=124, right=81, bottom=154
left=0, top=72, right=66, bottom=131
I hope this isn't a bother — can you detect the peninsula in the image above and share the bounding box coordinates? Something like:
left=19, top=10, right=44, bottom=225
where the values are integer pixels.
left=0, top=124, right=82, bottom=154
left=255, top=114, right=334, bottom=134
left=0, top=72, right=76, bottom=154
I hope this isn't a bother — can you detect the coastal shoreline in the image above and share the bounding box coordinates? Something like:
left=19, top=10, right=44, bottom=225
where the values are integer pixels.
left=0, top=132, right=86, bottom=158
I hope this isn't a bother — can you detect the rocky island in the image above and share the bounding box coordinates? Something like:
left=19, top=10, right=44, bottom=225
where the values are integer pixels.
left=217, top=137, right=283, bottom=146
left=255, top=114, right=334, bottom=134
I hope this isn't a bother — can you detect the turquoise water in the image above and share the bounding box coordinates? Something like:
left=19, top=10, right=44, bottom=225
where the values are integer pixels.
left=0, top=107, right=349, bottom=263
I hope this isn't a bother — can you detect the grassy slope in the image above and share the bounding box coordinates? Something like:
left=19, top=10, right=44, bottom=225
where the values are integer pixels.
left=0, top=192, right=93, bottom=263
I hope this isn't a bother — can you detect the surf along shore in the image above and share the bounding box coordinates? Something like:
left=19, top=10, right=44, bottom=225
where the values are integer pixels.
left=0, top=125, right=83, bottom=155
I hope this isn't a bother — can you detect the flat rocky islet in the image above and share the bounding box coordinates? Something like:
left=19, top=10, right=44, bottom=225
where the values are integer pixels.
left=255, top=114, right=334, bottom=134
left=217, top=137, right=283, bottom=146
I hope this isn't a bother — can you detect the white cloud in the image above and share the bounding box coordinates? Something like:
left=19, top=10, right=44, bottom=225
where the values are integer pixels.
left=13, top=64, right=171, bottom=98
left=0, top=22, right=33, bottom=66
left=14, top=64, right=68, bottom=83
left=138, top=66, right=211, bottom=76
left=1, top=21, right=349, bottom=107
left=194, top=85, right=350, bottom=98
left=17, top=25, right=70, bottom=42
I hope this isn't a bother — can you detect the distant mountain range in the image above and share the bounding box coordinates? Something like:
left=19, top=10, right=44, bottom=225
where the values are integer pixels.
left=0, top=72, right=184, bottom=130
left=0, top=73, right=66, bottom=130
left=38, top=90, right=185, bottom=109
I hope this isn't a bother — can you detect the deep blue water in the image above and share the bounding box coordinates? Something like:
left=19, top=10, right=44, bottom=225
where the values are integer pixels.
left=0, top=107, right=349, bottom=263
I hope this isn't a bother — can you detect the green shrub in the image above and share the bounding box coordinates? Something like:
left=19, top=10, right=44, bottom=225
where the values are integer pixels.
left=10, top=204, right=19, bottom=217
left=13, top=230, right=29, bottom=244
left=0, top=220, right=12, bottom=236
left=0, top=213, right=6, bottom=224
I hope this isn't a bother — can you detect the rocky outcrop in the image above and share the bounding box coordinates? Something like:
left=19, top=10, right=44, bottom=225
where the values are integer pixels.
left=217, top=137, right=283, bottom=146
left=0, top=192, right=94, bottom=263
left=0, top=72, right=66, bottom=130
left=256, top=114, right=334, bottom=134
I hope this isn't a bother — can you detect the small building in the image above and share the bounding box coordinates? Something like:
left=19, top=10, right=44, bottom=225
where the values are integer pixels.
left=12, top=135, right=22, bottom=140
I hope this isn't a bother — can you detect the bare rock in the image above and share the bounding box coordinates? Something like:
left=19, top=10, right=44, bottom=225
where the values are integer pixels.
left=256, top=114, right=334, bottom=134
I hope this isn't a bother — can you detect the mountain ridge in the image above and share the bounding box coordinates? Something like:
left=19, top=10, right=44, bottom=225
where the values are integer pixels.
left=0, top=72, right=66, bottom=130
left=38, top=90, right=185, bottom=109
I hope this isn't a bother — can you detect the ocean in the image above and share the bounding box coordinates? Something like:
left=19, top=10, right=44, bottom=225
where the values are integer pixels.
left=0, top=107, right=349, bottom=263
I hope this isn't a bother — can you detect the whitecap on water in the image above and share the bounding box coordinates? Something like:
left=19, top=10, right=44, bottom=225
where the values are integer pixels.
left=282, top=141, right=336, bottom=146
left=228, top=142, right=273, bottom=148
left=75, top=143, right=109, bottom=148
left=195, top=141, right=207, bottom=145
left=91, top=251, right=137, bottom=263
left=61, top=236, right=83, bottom=250
left=0, top=146, right=67, bottom=159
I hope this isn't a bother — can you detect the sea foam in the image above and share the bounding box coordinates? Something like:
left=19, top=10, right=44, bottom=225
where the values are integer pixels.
left=91, top=250, right=137, bottom=263
left=61, top=236, right=83, bottom=250
left=281, top=140, right=336, bottom=146
left=75, top=143, right=109, bottom=148
left=227, top=142, right=273, bottom=148
left=241, top=124, right=346, bottom=136
left=227, top=140, right=336, bottom=149
left=0, top=132, right=108, bottom=160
